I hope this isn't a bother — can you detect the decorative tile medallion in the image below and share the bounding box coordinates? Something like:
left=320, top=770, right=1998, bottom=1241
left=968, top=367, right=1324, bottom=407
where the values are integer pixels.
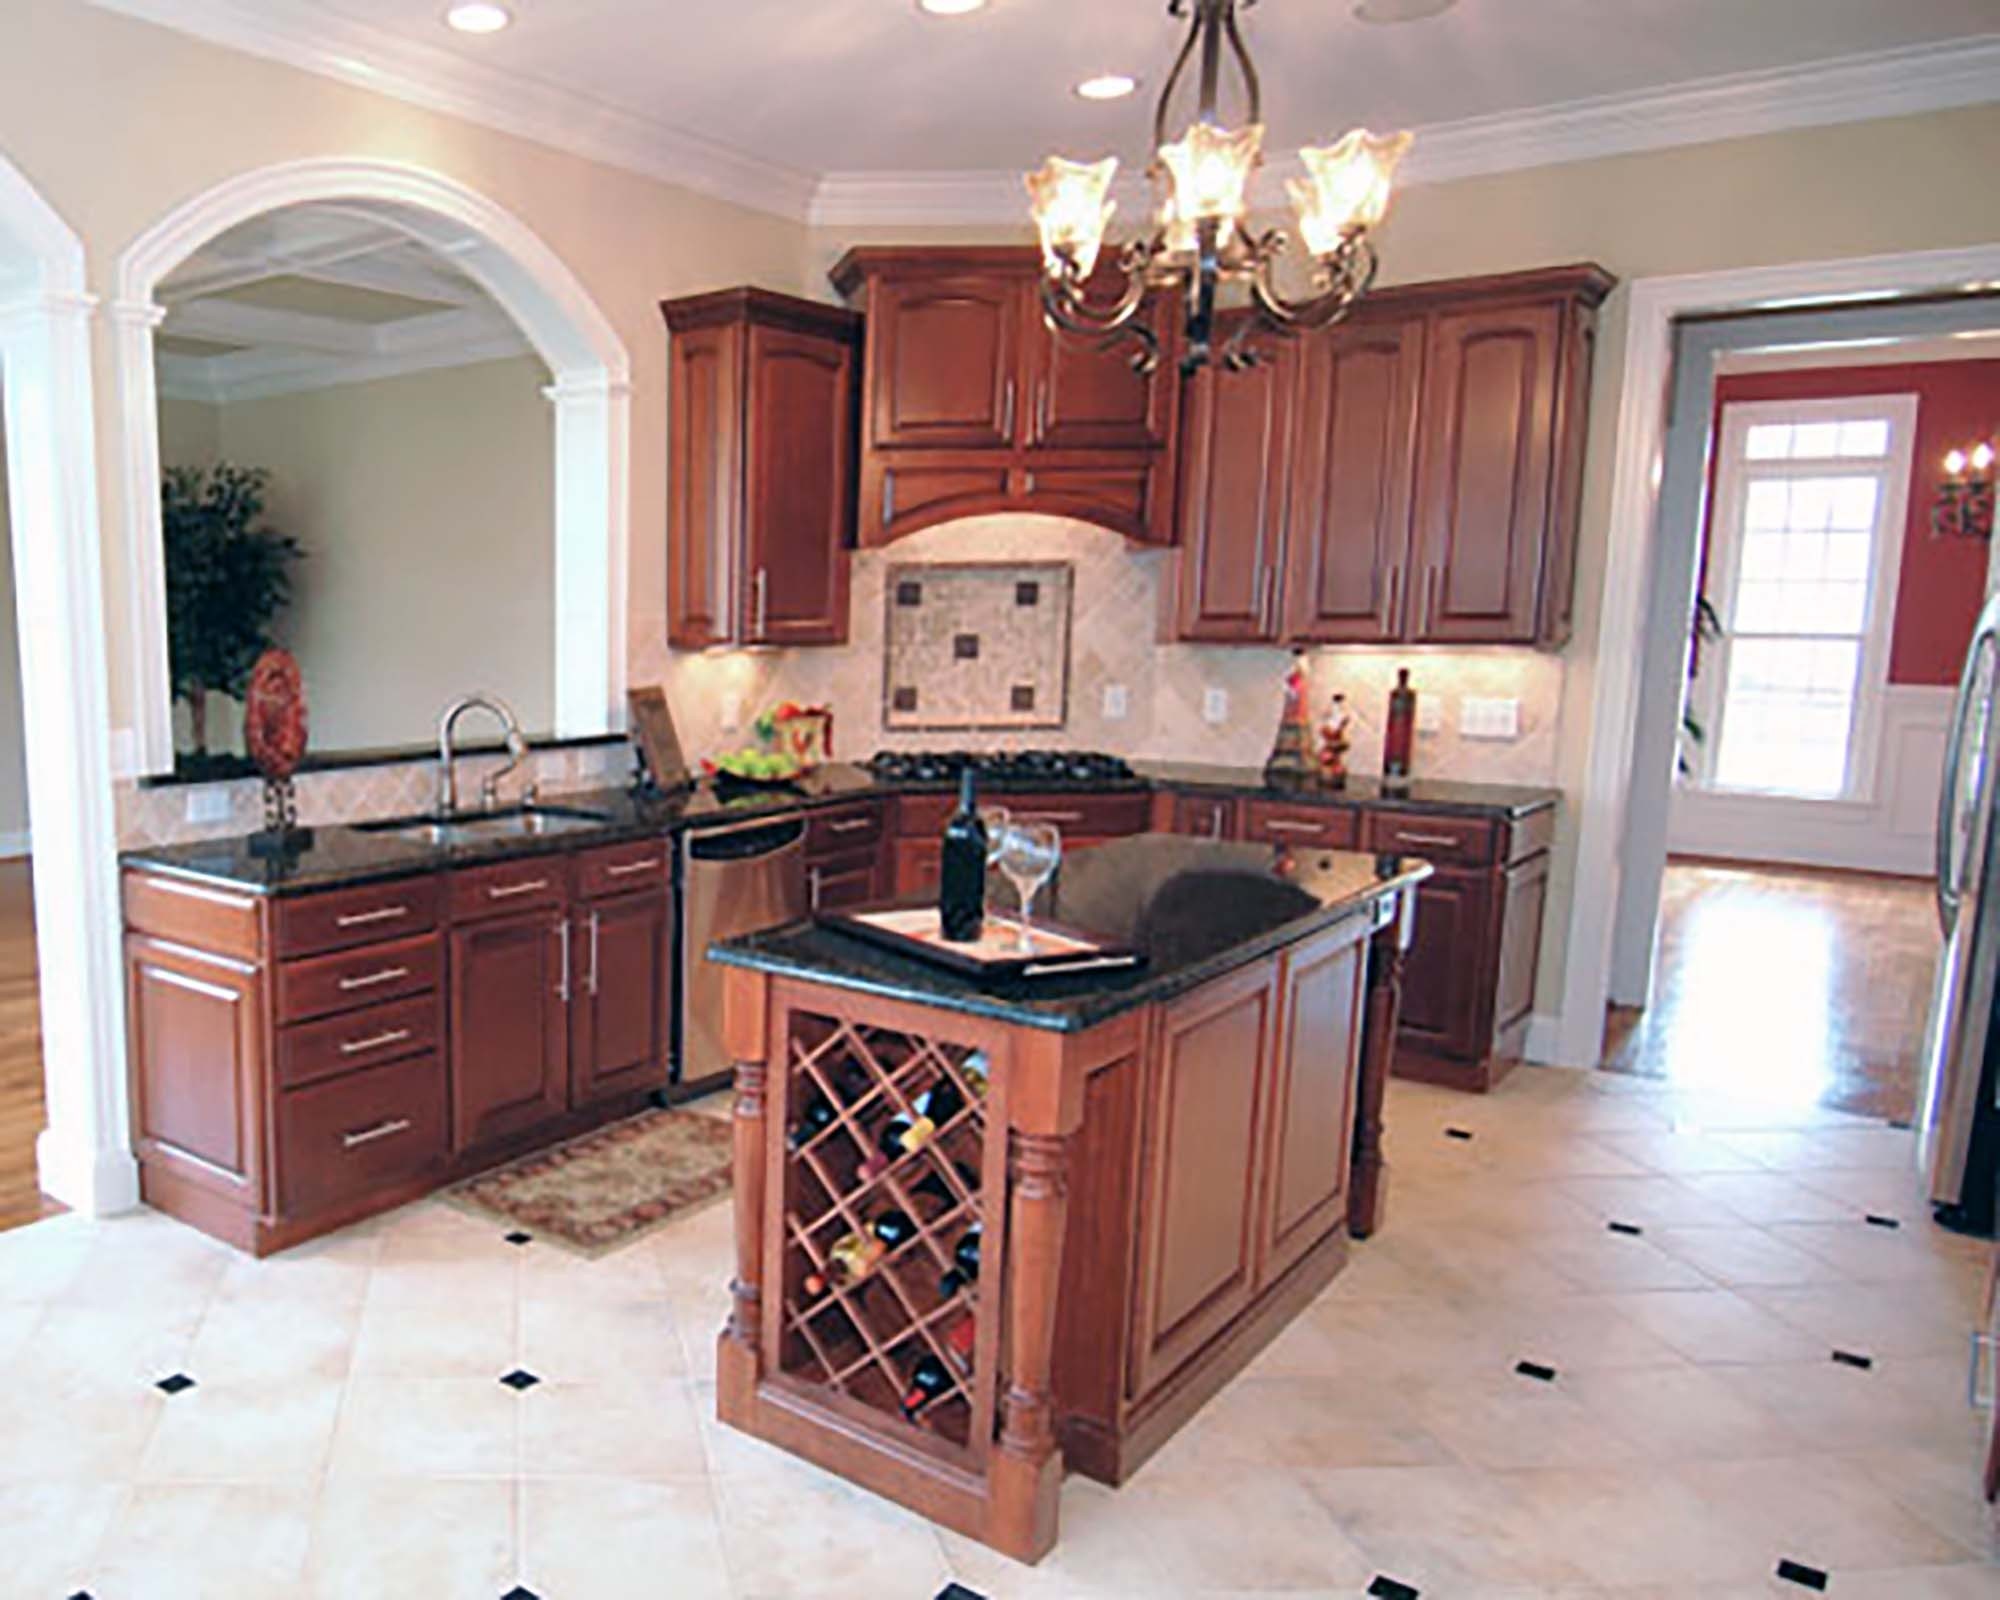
left=883, top=561, right=1073, bottom=732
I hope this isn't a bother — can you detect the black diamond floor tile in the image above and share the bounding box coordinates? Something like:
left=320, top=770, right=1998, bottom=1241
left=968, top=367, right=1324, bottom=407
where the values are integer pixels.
left=1444, top=1127, right=1473, bottom=1141
left=1776, top=1557, right=1829, bottom=1590
left=154, top=1373, right=196, bottom=1395
left=1368, top=1577, right=1421, bottom=1600
left=1864, top=1213, right=1901, bottom=1229
left=936, top=1585, right=987, bottom=1600
left=1831, top=1349, right=1874, bottom=1370
left=1514, top=1360, right=1558, bottom=1382
left=1606, top=1220, right=1644, bottom=1236
left=499, top=1369, right=542, bottom=1392
left=500, top=1587, right=541, bottom=1600
left=504, top=1230, right=533, bottom=1246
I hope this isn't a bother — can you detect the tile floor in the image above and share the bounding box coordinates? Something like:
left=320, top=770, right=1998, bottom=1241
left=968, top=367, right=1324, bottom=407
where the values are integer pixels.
left=0, top=1068, right=1993, bottom=1598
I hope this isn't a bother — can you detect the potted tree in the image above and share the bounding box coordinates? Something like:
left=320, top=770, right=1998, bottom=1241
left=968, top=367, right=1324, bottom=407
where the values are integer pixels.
left=160, top=463, right=302, bottom=776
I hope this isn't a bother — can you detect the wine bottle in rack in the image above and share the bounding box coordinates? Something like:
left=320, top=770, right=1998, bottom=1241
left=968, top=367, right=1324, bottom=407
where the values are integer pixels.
left=870, top=1209, right=918, bottom=1249
left=787, top=1094, right=836, bottom=1151
left=960, top=1049, right=991, bottom=1099
left=900, top=1353, right=952, bottom=1420
left=804, top=1230, right=885, bottom=1297
left=860, top=1114, right=933, bottom=1180
left=941, top=1310, right=975, bottom=1375
left=912, top=1077, right=964, bottom=1130
left=938, top=1223, right=983, bottom=1298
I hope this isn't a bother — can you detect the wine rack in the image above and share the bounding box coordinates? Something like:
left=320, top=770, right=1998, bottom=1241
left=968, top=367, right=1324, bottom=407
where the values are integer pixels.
left=776, top=1009, right=996, bottom=1459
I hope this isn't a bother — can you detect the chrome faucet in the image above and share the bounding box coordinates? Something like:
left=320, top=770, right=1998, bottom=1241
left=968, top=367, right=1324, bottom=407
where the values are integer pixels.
left=436, top=694, right=532, bottom=816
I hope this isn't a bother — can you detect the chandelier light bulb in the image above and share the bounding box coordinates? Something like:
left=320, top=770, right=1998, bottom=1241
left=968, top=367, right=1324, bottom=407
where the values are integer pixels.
left=1289, top=128, right=1413, bottom=257
left=1157, top=121, right=1264, bottom=245
left=1025, top=156, right=1120, bottom=279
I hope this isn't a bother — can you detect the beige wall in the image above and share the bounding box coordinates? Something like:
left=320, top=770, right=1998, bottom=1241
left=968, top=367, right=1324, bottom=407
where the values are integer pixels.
left=0, top=406, right=28, bottom=850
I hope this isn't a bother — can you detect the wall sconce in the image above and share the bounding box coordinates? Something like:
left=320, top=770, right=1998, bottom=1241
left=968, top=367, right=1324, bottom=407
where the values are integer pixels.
left=1935, top=440, right=1996, bottom=541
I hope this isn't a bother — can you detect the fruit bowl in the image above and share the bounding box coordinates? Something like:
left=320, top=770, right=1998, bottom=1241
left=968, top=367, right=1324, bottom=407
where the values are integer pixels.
left=703, top=750, right=807, bottom=789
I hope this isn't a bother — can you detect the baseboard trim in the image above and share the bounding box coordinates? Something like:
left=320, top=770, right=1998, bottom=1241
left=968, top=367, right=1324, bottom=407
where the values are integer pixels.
left=1524, top=1013, right=1572, bottom=1067
left=36, top=1127, right=141, bottom=1217
left=0, top=829, right=33, bottom=859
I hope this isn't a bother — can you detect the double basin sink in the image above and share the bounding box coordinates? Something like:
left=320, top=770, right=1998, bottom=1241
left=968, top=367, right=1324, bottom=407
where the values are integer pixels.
left=353, top=801, right=612, bottom=847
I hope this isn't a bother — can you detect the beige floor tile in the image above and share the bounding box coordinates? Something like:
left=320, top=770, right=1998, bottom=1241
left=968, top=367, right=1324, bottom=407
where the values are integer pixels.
left=1718, top=1126, right=1921, bottom=1173
left=19, top=1298, right=204, bottom=1388
left=0, top=1481, right=125, bottom=1595
left=1852, top=1442, right=2000, bottom=1562
left=1825, top=1570, right=2000, bottom=1599
left=91, top=1480, right=316, bottom=1599
left=1743, top=1282, right=1974, bottom=1359
left=0, top=1213, right=94, bottom=1302
left=1529, top=1228, right=1717, bottom=1292
left=1767, top=1219, right=1991, bottom=1291
left=1712, top=1357, right=1987, bottom=1455
left=140, top=1376, right=343, bottom=1482
left=1471, top=1294, right=1688, bottom=1372
left=1505, top=1465, right=1776, bottom=1588
left=518, top=1294, right=686, bottom=1383
left=1596, top=1129, right=1773, bottom=1176
left=1409, top=1371, right=1643, bottom=1471
left=306, top=1476, right=515, bottom=1600
left=1683, top=1453, right=1974, bottom=1572
left=1676, top=1171, right=1862, bottom=1224
left=327, top=1376, right=520, bottom=1477
left=1145, top=1374, right=1456, bottom=1472
left=1598, top=1287, right=1824, bottom=1365
left=1564, top=1364, right=1806, bottom=1461
left=350, top=1296, right=519, bottom=1378
left=186, top=1291, right=360, bottom=1383
left=0, top=1372, right=163, bottom=1479
left=1649, top=1224, right=1854, bottom=1288
left=1554, top=1174, right=1745, bottom=1228
left=714, top=1459, right=952, bottom=1599
left=516, top=1378, right=708, bottom=1476
left=521, top=1476, right=732, bottom=1600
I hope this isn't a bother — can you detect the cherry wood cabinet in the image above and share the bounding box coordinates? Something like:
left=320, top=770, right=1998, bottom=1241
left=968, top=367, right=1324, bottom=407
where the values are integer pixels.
left=1166, top=264, right=1613, bottom=649
left=569, top=881, right=673, bottom=1111
left=1169, top=316, right=1298, bottom=643
left=805, top=799, right=888, bottom=912
left=832, top=247, right=1180, bottom=546
left=663, top=288, right=859, bottom=649
left=449, top=905, right=571, bottom=1154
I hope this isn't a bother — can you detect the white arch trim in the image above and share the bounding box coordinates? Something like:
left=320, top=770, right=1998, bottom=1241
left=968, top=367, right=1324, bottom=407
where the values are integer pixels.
left=0, top=155, right=141, bottom=1216
left=112, top=157, right=632, bottom=774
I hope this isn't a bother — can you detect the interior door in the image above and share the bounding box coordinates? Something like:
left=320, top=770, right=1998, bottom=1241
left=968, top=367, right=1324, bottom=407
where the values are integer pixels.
left=450, top=909, right=569, bottom=1151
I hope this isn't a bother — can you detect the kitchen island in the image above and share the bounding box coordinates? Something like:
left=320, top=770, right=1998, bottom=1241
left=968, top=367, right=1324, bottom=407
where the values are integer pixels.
left=707, top=834, right=1428, bottom=1562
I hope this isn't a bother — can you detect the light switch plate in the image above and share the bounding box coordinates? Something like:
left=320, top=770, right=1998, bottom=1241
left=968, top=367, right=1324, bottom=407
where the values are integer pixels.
left=1460, top=696, right=1522, bottom=740
left=185, top=786, right=232, bottom=825
left=720, top=693, right=744, bottom=733
left=1103, top=683, right=1130, bottom=721
left=1202, top=687, right=1230, bottom=725
left=1415, top=696, right=1444, bottom=735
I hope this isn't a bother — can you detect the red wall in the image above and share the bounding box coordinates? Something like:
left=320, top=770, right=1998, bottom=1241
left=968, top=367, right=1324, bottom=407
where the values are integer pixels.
left=1708, top=360, right=2000, bottom=685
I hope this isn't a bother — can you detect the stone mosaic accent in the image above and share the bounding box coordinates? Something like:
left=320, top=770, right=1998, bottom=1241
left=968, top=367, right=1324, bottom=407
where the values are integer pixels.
left=881, top=560, right=1071, bottom=731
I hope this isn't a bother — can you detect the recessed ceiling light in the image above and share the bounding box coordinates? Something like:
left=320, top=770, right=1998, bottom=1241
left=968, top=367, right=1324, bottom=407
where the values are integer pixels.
left=1353, top=0, right=1456, bottom=22
left=1075, top=74, right=1139, bottom=102
left=444, top=2, right=513, bottom=34
left=917, top=0, right=987, bottom=15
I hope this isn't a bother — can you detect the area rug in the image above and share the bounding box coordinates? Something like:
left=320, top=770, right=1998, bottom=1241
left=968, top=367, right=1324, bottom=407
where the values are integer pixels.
left=446, top=1107, right=733, bottom=1256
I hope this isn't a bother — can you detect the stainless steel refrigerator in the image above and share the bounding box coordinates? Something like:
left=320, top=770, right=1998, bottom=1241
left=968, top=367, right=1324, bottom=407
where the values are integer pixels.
left=1920, top=590, right=2000, bottom=1236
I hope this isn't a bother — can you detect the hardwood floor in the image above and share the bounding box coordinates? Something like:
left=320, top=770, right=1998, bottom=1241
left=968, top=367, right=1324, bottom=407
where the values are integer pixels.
left=0, top=858, right=55, bottom=1232
left=1603, top=856, right=1939, bottom=1121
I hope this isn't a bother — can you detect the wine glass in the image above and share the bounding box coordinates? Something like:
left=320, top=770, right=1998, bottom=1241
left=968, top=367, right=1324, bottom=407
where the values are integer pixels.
left=995, top=822, right=1062, bottom=953
left=978, top=805, right=1011, bottom=866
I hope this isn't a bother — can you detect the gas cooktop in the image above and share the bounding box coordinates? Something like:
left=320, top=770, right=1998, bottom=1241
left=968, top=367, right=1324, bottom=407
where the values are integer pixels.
left=865, top=749, right=1140, bottom=787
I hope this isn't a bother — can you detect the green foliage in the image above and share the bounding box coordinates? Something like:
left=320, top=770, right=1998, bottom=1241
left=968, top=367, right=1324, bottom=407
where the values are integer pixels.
left=160, top=463, right=302, bottom=711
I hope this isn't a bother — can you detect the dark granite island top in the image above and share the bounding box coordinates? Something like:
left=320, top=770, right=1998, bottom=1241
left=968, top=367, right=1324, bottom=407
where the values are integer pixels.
left=709, top=833, right=1430, bottom=1034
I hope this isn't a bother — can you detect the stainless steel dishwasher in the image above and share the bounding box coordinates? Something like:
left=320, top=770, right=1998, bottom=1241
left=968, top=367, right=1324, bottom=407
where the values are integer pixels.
left=676, top=813, right=808, bottom=1097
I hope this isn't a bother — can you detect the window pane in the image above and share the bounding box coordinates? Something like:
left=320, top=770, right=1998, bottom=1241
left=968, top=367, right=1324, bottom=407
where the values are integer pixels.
left=1791, top=422, right=1841, bottom=459
left=1714, top=638, right=1858, bottom=797
left=1838, top=419, right=1890, bottom=457
left=1744, top=479, right=1790, bottom=528
left=1745, top=424, right=1791, bottom=460
left=1830, top=477, right=1878, bottom=530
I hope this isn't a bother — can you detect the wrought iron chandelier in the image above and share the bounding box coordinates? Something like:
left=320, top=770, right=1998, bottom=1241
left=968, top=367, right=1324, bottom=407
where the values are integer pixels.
left=1025, top=0, right=1412, bottom=373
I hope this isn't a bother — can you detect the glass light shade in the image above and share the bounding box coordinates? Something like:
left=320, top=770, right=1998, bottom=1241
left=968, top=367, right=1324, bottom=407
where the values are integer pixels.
left=1947, top=449, right=1969, bottom=476
left=1288, top=127, right=1414, bottom=256
left=1025, top=155, right=1119, bottom=279
left=1974, top=442, right=1996, bottom=473
left=1158, top=121, right=1263, bottom=236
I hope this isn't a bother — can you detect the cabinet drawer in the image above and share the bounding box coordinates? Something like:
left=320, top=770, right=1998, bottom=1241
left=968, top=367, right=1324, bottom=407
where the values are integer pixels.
left=449, top=858, right=570, bottom=923
left=277, top=992, right=443, bottom=1091
left=1242, top=802, right=1357, bottom=850
left=895, top=789, right=1149, bottom=839
left=276, top=931, right=441, bottom=1024
left=574, top=840, right=670, bottom=901
left=275, top=875, right=440, bottom=959
left=807, top=802, right=885, bottom=857
left=1171, top=793, right=1239, bottom=841
left=277, top=1050, right=448, bottom=1217
left=1503, top=805, right=1556, bottom=865
left=808, top=848, right=882, bottom=912
left=1364, top=810, right=1496, bottom=867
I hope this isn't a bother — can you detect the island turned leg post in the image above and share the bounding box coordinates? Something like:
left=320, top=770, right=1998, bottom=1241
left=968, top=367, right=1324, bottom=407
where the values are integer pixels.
left=716, top=967, right=770, bottom=1419
left=1351, top=891, right=1413, bottom=1241
left=989, top=1126, right=1071, bottom=1562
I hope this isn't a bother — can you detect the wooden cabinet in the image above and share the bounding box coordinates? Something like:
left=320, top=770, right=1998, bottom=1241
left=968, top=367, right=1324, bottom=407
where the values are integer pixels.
left=805, top=800, right=889, bottom=911
left=1242, top=799, right=1358, bottom=851
left=889, top=790, right=1149, bottom=899
left=663, top=288, right=859, bottom=649
left=832, top=247, right=1180, bottom=546
left=1166, top=264, right=1613, bottom=649
left=1393, top=866, right=1493, bottom=1065
left=1170, top=316, right=1298, bottom=643
left=449, top=906, right=571, bottom=1154
left=570, top=888, right=673, bottom=1109
left=1168, top=792, right=1239, bottom=841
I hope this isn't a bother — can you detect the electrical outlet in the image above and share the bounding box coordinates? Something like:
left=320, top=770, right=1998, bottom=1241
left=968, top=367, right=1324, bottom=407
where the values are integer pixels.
left=1415, top=696, right=1444, bottom=735
left=1203, top=687, right=1230, bottom=724
left=1102, top=683, right=1130, bottom=721
left=720, top=693, right=744, bottom=733
left=1460, top=696, right=1522, bottom=740
left=185, top=786, right=232, bottom=825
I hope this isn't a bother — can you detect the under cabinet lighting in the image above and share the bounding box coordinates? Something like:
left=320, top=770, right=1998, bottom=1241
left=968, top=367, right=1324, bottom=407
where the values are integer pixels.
left=445, top=3, right=513, bottom=35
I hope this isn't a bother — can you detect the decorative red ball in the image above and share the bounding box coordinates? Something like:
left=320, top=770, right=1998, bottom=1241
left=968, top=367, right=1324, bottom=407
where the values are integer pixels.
left=243, top=648, right=308, bottom=781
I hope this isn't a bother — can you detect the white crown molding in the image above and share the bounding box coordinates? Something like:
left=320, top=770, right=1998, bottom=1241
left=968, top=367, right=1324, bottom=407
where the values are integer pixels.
left=807, top=35, right=2000, bottom=228
left=157, top=327, right=534, bottom=404
left=85, top=0, right=820, bottom=222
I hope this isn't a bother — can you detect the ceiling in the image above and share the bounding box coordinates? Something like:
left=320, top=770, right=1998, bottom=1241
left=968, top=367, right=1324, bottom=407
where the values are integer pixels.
left=94, top=0, right=2000, bottom=219
left=156, top=205, right=535, bottom=403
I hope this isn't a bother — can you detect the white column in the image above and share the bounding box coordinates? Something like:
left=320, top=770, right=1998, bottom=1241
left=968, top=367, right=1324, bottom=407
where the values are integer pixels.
left=546, top=371, right=631, bottom=737
left=106, top=296, right=173, bottom=776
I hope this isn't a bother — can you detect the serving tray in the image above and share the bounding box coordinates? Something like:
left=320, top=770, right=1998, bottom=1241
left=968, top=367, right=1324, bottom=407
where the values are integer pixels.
left=819, top=902, right=1143, bottom=982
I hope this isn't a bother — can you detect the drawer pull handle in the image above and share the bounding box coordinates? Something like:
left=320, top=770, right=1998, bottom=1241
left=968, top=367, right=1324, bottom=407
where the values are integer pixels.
left=603, top=858, right=662, bottom=878
left=487, top=878, right=551, bottom=900
left=335, top=905, right=409, bottom=928
left=827, top=817, right=874, bottom=834
left=1264, top=819, right=1329, bottom=835
left=340, top=1028, right=414, bottom=1057
left=337, top=966, right=411, bottom=993
left=1019, top=811, right=1085, bottom=824
left=1394, top=831, right=1461, bottom=848
left=341, top=1117, right=413, bottom=1151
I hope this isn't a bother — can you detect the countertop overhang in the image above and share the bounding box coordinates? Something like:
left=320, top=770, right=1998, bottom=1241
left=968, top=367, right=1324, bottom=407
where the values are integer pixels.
left=708, top=836, right=1432, bottom=1034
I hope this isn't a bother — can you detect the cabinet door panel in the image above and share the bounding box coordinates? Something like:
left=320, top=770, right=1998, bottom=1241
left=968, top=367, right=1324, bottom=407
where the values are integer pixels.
left=666, top=320, right=741, bottom=649
left=894, top=839, right=942, bottom=899
left=1261, top=924, right=1366, bottom=1285
left=744, top=323, right=854, bottom=645
left=807, top=849, right=882, bottom=913
left=1493, top=851, right=1549, bottom=1042
left=1411, top=303, right=1560, bottom=643
left=572, top=892, right=672, bottom=1108
left=1396, top=868, right=1492, bottom=1062
left=1130, top=961, right=1275, bottom=1399
left=1284, top=316, right=1423, bottom=643
left=869, top=273, right=1023, bottom=449
left=450, top=910, right=569, bottom=1152
left=1170, top=793, right=1239, bottom=841
left=1026, top=287, right=1178, bottom=451
left=867, top=457, right=1014, bottom=544
left=1172, top=325, right=1296, bottom=642
left=1017, top=458, right=1173, bottom=545
left=128, top=936, right=263, bottom=1204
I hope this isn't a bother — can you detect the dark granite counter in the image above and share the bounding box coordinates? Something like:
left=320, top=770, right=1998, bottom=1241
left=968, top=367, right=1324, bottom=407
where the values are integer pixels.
left=119, top=756, right=1551, bottom=896
left=708, top=835, right=1429, bottom=1034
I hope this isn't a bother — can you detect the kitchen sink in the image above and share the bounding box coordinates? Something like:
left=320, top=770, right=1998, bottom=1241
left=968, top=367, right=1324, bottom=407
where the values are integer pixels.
left=354, top=802, right=612, bottom=845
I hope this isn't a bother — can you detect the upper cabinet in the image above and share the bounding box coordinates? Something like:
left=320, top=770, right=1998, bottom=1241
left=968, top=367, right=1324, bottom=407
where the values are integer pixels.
left=831, top=247, right=1181, bottom=547
left=662, top=288, right=860, bottom=650
left=1168, top=263, right=1613, bottom=650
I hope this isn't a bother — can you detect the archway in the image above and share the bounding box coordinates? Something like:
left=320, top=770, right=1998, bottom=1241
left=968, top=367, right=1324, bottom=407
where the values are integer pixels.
left=0, top=153, right=136, bottom=1216
left=111, top=158, right=632, bottom=775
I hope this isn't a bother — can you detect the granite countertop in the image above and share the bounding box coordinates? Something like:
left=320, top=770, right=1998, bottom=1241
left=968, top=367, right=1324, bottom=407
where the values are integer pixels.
left=118, top=757, right=1557, bottom=896
left=709, top=835, right=1430, bottom=1035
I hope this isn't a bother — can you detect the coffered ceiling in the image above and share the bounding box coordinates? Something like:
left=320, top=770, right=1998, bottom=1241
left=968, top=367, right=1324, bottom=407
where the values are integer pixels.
left=92, top=0, right=2000, bottom=222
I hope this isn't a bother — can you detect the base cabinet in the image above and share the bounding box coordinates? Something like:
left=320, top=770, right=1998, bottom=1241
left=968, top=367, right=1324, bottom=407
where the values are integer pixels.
left=450, top=909, right=571, bottom=1153
left=569, top=889, right=674, bottom=1109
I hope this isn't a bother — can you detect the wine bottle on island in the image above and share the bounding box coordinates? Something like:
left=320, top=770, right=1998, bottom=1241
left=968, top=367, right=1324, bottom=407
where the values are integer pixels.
left=1383, top=667, right=1416, bottom=789
left=938, top=767, right=987, bottom=943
